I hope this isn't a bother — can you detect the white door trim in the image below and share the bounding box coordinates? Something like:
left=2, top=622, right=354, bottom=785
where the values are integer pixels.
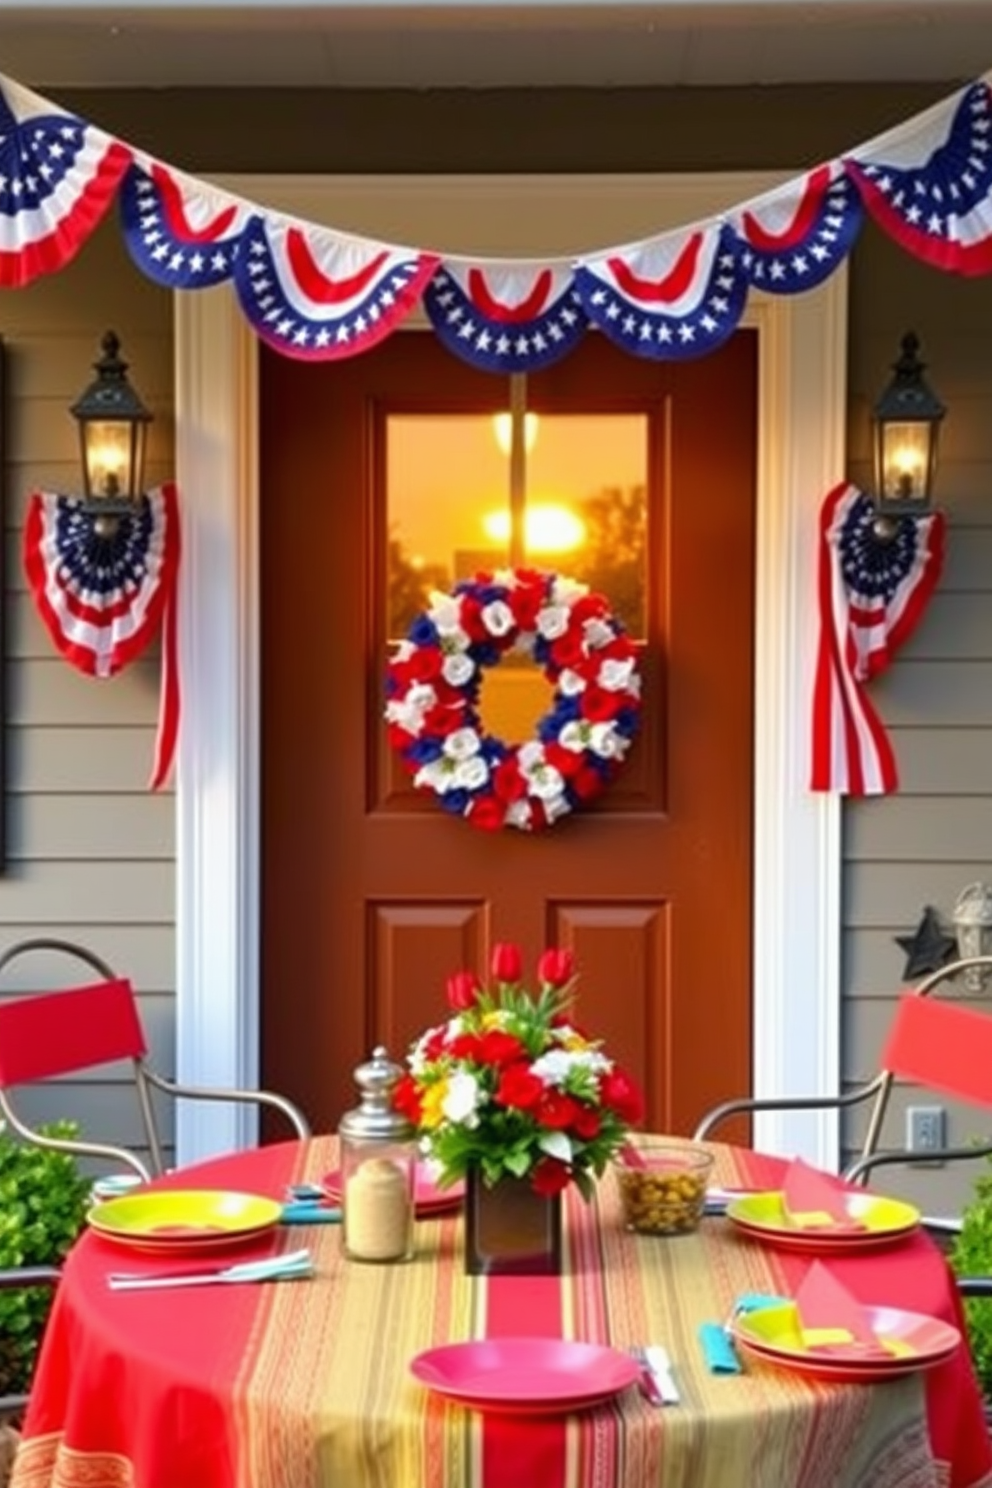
left=174, top=173, right=844, bottom=1169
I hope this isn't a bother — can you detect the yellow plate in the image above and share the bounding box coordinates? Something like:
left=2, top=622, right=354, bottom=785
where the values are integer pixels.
left=726, top=1189, right=920, bottom=1238
left=88, top=1189, right=283, bottom=1244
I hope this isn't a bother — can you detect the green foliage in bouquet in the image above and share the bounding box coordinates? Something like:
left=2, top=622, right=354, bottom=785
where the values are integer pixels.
left=0, top=1123, right=92, bottom=1399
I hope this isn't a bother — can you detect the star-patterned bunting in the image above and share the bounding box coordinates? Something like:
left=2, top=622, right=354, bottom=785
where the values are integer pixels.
left=120, top=161, right=251, bottom=289
left=232, top=216, right=438, bottom=360
left=574, top=223, right=749, bottom=360
left=728, top=165, right=863, bottom=293
left=424, top=261, right=587, bottom=372
left=846, top=79, right=992, bottom=275
left=0, top=74, right=130, bottom=286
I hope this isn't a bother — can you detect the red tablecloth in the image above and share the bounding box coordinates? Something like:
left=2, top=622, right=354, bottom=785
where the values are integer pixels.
left=11, top=1139, right=992, bottom=1488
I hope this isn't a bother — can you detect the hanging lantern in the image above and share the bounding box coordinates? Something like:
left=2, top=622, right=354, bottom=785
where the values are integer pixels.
left=70, top=330, right=152, bottom=536
left=951, top=883, right=992, bottom=992
left=871, top=331, right=945, bottom=539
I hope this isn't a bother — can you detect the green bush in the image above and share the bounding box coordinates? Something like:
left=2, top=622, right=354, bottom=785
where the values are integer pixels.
left=949, top=1156, right=992, bottom=1400
left=0, top=1123, right=92, bottom=1399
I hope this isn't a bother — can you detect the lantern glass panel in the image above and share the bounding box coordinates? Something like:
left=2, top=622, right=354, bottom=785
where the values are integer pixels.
left=84, top=420, right=134, bottom=499
left=879, top=420, right=933, bottom=505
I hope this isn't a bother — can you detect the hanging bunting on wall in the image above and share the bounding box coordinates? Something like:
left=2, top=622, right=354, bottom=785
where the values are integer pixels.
left=0, top=67, right=988, bottom=363
left=809, top=482, right=945, bottom=796
left=22, top=486, right=182, bottom=791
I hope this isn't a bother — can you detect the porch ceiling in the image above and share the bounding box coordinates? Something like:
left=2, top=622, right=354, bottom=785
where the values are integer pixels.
left=2, top=2, right=991, bottom=90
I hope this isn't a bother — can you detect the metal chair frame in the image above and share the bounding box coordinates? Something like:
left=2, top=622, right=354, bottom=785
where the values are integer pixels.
left=693, top=955, right=992, bottom=1185
left=0, top=1266, right=60, bottom=1419
left=0, top=938, right=311, bottom=1181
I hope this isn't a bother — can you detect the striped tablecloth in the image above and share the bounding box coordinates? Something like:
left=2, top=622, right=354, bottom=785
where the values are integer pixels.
left=12, top=1138, right=992, bottom=1488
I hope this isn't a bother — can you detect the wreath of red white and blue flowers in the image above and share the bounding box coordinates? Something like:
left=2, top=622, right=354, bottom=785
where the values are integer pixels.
left=384, top=568, right=643, bottom=832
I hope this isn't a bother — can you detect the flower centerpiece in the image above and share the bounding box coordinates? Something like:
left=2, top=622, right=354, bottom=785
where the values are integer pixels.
left=394, top=942, right=644, bottom=1274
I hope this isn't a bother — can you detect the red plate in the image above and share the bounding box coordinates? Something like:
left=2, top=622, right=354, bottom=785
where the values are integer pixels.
left=410, top=1337, right=640, bottom=1414
left=322, top=1165, right=464, bottom=1217
left=728, top=1218, right=916, bottom=1255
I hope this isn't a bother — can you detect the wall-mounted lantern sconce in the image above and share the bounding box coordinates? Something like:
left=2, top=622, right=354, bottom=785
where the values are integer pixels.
left=952, top=882, right=992, bottom=992
left=70, top=330, right=153, bottom=537
left=871, top=331, right=945, bottom=540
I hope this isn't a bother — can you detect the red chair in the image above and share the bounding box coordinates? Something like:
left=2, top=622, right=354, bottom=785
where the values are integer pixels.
left=0, top=938, right=310, bottom=1181
left=694, top=955, right=992, bottom=1195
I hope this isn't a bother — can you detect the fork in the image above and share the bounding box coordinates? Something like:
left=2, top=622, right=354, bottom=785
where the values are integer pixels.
left=107, top=1248, right=313, bottom=1291
left=632, top=1345, right=680, bottom=1405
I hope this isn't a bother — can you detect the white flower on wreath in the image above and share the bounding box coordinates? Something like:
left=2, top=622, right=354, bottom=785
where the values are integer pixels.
left=504, top=798, right=532, bottom=830
left=583, top=617, right=614, bottom=650
left=589, top=722, right=629, bottom=760
left=414, top=757, right=459, bottom=794
left=481, top=599, right=515, bottom=637
left=558, top=668, right=587, bottom=697
left=535, top=603, right=571, bottom=641
left=443, top=728, right=482, bottom=762
left=441, top=1070, right=483, bottom=1127
left=428, top=591, right=468, bottom=638
left=453, top=756, right=489, bottom=791
left=598, top=656, right=638, bottom=693
left=441, top=652, right=475, bottom=687
left=385, top=682, right=437, bottom=733
left=518, top=741, right=565, bottom=801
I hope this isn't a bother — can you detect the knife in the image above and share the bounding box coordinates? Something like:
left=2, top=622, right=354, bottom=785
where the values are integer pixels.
left=644, top=1345, right=680, bottom=1405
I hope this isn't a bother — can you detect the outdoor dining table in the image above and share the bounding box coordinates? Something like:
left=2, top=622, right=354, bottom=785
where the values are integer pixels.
left=12, top=1135, right=992, bottom=1488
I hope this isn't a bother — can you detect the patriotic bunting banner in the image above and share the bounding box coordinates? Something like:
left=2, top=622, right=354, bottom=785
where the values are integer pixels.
left=0, top=68, right=989, bottom=361
left=728, top=165, right=864, bottom=293
left=0, top=75, right=131, bottom=287
left=424, top=261, right=587, bottom=372
left=574, top=222, right=749, bottom=358
left=120, top=160, right=251, bottom=289
left=810, top=483, right=945, bottom=796
left=22, top=486, right=182, bottom=791
left=846, top=79, right=992, bottom=277
left=231, top=215, right=439, bottom=360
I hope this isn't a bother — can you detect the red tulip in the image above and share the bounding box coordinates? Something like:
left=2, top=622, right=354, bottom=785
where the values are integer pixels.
left=446, top=970, right=482, bottom=1011
left=494, top=1063, right=544, bottom=1111
left=600, top=1067, right=645, bottom=1125
left=491, top=942, right=523, bottom=983
left=537, top=947, right=575, bottom=989
left=536, top=1090, right=580, bottom=1130
left=392, top=1073, right=423, bottom=1124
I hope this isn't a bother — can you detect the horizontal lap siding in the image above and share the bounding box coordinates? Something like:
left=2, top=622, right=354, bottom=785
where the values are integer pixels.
left=841, top=225, right=992, bottom=1212
left=0, top=217, right=176, bottom=1168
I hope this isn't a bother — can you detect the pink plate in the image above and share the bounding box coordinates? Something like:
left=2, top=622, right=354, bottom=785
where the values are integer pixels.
left=733, top=1304, right=961, bottom=1383
left=410, top=1337, right=641, bottom=1414
left=322, top=1166, right=464, bottom=1217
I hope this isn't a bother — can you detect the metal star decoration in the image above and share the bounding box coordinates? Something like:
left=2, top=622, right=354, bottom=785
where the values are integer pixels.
left=895, top=906, right=957, bottom=981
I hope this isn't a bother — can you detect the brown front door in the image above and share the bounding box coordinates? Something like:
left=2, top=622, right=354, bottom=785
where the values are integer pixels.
left=260, top=330, right=756, bottom=1138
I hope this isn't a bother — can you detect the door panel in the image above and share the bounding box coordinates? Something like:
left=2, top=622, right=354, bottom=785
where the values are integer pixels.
left=260, top=330, right=756, bottom=1138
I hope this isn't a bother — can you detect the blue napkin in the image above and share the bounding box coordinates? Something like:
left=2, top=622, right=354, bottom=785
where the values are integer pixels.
left=698, top=1293, right=790, bottom=1374
left=698, top=1322, right=741, bottom=1374
left=281, top=1201, right=342, bottom=1225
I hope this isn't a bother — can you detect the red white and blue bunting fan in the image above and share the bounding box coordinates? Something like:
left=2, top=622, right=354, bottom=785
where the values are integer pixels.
left=810, top=482, right=945, bottom=796
left=727, top=164, right=863, bottom=292
left=120, top=159, right=252, bottom=289
left=846, top=79, right=992, bottom=276
left=0, top=75, right=130, bottom=287
left=574, top=222, right=749, bottom=359
left=424, top=260, right=587, bottom=372
left=23, top=485, right=182, bottom=791
left=231, top=215, right=439, bottom=360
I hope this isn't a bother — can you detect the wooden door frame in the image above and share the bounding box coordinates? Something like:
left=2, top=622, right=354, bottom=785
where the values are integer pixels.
left=174, top=172, right=846, bottom=1170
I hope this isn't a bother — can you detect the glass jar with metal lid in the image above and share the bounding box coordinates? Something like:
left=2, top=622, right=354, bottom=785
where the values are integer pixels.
left=338, top=1046, right=416, bottom=1262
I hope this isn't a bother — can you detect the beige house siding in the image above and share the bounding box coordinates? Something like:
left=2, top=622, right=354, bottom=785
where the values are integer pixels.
left=2, top=81, right=990, bottom=1200
left=1, top=221, right=175, bottom=1170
